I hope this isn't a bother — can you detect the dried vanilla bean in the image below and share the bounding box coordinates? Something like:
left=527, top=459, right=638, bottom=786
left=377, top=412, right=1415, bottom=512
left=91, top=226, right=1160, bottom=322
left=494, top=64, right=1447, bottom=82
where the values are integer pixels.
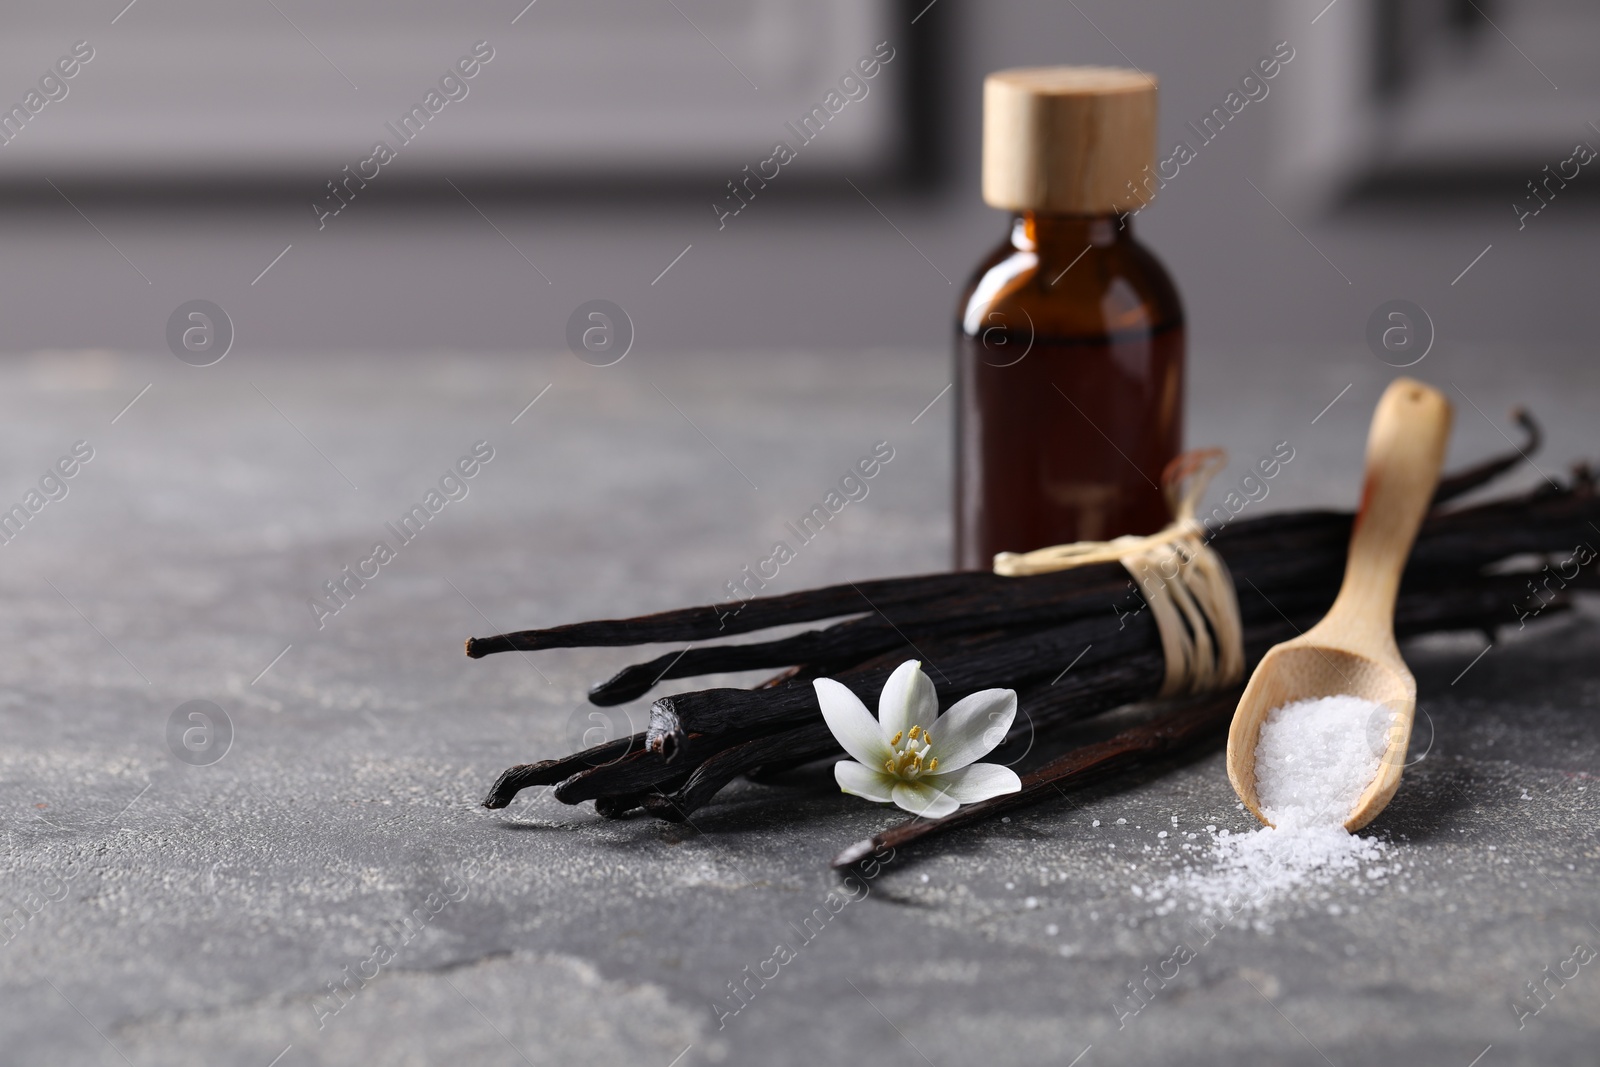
left=1428, top=407, right=1540, bottom=504
left=464, top=572, right=986, bottom=657
left=481, top=736, right=640, bottom=809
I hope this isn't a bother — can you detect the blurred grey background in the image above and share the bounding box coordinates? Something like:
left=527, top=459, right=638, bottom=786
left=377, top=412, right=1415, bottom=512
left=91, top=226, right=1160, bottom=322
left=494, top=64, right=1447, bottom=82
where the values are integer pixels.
left=0, top=0, right=1593, bottom=358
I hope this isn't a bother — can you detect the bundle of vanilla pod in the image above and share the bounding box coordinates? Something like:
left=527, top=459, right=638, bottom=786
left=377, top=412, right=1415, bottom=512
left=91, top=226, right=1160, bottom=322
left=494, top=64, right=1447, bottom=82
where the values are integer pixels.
left=466, top=419, right=1599, bottom=861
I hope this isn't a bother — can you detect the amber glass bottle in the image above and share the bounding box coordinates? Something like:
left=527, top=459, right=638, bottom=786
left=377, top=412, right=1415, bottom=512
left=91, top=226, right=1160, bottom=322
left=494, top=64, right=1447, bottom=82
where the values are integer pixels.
left=955, top=67, right=1184, bottom=571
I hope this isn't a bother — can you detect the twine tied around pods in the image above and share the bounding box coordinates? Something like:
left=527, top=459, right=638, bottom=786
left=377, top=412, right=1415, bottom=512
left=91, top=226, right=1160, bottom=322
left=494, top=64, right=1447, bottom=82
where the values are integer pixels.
left=992, top=449, right=1246, bottom=698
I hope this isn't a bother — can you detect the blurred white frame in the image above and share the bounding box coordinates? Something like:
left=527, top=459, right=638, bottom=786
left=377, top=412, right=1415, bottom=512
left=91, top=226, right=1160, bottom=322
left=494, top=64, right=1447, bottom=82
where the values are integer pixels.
left=1279, top=0, right=1597, bottom=200
left=0, top=0, right=904, bottom=182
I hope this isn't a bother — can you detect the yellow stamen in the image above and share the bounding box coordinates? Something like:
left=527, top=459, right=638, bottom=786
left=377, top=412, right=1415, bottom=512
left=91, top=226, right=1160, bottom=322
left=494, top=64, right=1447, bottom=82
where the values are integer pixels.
left=923, top=731, right=932, bottom=746
left=891, top=731, right=902, bottom=746
left=885, top=758, right=895, bottom=775
left=909, top=725, right=921, bottom=740
left=929, top=757, right=938, bottom=771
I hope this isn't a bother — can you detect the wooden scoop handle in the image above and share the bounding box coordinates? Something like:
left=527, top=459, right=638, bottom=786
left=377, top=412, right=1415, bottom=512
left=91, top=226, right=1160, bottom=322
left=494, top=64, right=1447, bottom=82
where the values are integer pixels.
left=1321, top=378, right=1453, bottom=643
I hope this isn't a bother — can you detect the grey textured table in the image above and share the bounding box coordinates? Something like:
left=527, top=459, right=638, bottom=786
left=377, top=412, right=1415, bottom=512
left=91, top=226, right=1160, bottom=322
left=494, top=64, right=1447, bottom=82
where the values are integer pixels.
left=1, top=345, right=1596, bottom=1067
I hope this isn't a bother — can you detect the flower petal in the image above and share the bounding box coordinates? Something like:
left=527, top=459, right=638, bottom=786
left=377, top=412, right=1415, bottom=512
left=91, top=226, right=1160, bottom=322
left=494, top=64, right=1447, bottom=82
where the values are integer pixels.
left=876, top=660, right=937, bottom=745
left=834, top=760, right=897, bottom=803
left=925, top=762, right=1022, bottom=804
left=891, top=780, right=961, bottom=820
left=926, top=688, right=1017, bottom=772
left=814, top=678, right=892, bottom=767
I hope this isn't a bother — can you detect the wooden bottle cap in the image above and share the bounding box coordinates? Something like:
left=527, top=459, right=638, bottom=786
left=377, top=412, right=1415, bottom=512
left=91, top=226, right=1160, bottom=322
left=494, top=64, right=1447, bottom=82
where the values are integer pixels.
left=983, top=66, right=1158, bottom=214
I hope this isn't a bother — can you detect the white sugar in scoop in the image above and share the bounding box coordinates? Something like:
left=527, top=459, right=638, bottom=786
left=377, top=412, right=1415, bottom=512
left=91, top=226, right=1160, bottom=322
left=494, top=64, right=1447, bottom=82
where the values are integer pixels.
left=1255, top=695, right=1395, bottom=829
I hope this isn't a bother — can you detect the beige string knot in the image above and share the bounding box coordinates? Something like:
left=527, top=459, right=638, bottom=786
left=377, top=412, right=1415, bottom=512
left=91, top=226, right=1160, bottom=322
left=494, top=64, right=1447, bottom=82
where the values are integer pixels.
left=992, top=449, right=1245, bottom=698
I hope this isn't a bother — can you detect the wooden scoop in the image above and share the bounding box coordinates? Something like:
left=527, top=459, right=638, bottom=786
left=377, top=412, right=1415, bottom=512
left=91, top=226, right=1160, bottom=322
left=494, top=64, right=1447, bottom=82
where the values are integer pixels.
left=1226, top=378, right=1453, bottom=831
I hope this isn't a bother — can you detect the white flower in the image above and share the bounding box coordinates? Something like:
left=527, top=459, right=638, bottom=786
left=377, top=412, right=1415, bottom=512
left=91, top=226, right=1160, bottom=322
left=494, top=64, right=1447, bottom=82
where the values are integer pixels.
left=814, top=660, right=1023, bottom=819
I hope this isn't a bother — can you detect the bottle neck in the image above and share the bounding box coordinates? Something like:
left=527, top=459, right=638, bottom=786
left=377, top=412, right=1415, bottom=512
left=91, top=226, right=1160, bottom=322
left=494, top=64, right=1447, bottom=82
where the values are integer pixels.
left=1011, top=212, right=1127, bottom=256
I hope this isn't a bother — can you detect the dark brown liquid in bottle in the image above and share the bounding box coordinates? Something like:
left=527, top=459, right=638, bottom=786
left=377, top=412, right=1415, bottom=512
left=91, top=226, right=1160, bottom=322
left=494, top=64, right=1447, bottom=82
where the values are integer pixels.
left=955, top=213, right=1184, bottom=570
